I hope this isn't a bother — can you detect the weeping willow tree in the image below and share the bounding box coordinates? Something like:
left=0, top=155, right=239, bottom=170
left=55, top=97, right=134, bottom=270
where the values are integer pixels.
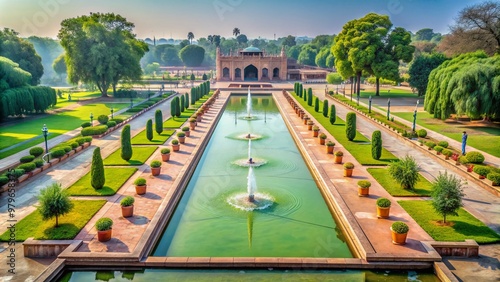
left=424, top=51, right=500, bottom=120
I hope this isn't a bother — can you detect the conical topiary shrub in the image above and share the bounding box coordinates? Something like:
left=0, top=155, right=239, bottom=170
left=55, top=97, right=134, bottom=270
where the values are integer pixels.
left=155, top=110, right=163, bottom=134
left=371, top=130, right=382, bottom=160
left=146, top=119, right=153, bottom=141
left=121, top=125, right=133, bottom=161
left=346, top=112, right=356, bottom=141
left=330, top=105, right=336, bottom=124
left=91, top=147, right=105, bottom=189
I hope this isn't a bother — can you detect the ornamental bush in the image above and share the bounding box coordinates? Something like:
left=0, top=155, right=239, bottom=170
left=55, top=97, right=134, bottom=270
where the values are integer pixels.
left=18, top=162, right=36, bottom=172
left=180, top=95, right=185, bottom=112
left=29, top=147, right=44, bottom=157
left=81, top=122, right=92, bottom=128
left=345, top=112, right=356, bottom=141
left=434, top=145, right=444, bottom=153
left=134, top=177, right=146, bottom=186
left=465, top=151, right=485, bottom=164
left=431, top=171, right=464, bottom=223
left=161, top=148, right=171, bottom=154
left=110, top=118, right=124, bottom=124
left=0, top=176, right=9, bottom=186
left=389, top=155, right=420, bottom=190
left=38, top=182, right=73, bottom=227
left=425, top=141, right=436, bottom=149
left=50, top=149, right=66, bottom=158
left=307, top=88, right=313, bottom=106
left=120, top=196, right=134, bottom=207
left=34, top=159, right=44, bottom=168
left=391, top=221, right=409, bottom=234
left=97, top=115, right=109, bottom=125
left=177, top=132, right=185, bottom=137
left=91, top=147, right=105, bottom=189
left=121, top=125, right=133, bottom=161
left=487, top=172, right=500, bottom=185
left=155, top=110, right=163, bottom=134
left=329, top=105, right=336, bottom=124
left=20, top=155, right=35, bottom=163
left=442, top=149, right=453, bottom=157
left=106, top=121, right=117, bottom=127
left=358, top=180, right=371, bottom=188
left=473, top=165, right=491, bottom=177
left=437, top=141, right=449, bottom=148
left=81, top=125, right=108, bottom=136
left=417, top=129, right=427, bottom=138
left=376, top=197, right=391, bottom=208
left=95, top=217, right=113, bottom=231
left=322, top=99, right=329, bottom=117
left=371, top=130, right=382, bottom=160
left=146, top=119, right=153, bottom=141
left=314, top=97, right=319, bottom=112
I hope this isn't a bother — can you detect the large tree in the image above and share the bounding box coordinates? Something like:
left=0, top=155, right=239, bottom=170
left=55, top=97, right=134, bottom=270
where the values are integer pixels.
left=58, top=13, right=148, bottom=97
left=52, top=53, right=67, bottom=79
left=408, top=53, right=447, bottom=96
left=38, top=183, right=73, bottom=227
left=431, top=171, right=465, bottom=224
left=179, top=45, right=205, bottom=67
left=232, top=27, right=240, bottom=38
left=0, top=28, right=43, bottom=85
left=187, top=32, right=195, bottom=44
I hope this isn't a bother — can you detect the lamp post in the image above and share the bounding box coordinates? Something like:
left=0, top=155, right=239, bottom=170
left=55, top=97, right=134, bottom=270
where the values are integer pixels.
left=148, top=88, right=151, bottom=100
left=412, top=100, right=419, bottom=132
left=90, top=112, right=93, bottom=126
left=42, top=124, right=49, bottom=162
left=110, top=108, right=114, bottom=119
left=368, top=96, right=372, bottom=113
left=130, top=95, right=133, bottom=108
left=387, top=99, right=391, bottom=120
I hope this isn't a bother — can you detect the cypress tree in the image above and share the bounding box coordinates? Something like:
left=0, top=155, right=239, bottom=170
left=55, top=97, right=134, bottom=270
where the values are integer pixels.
left=329, top=105, right=336, bottom=124
left=307, top=88, right=313, bottom=106
left=298, top=84, right=303, bottom=98
left=184, top=93, right=189, bottom=108
left=294, top=82, right=298, bottom=94
left=303, top=89, right=307, bottom=101
left=121, top=125, right=133, bottom=161
left=323, top=99, right=329, bottom=117
left=180, top=95, right=185, bottom=112
left=175, top=97, right=181, bottom=117
left=190, top=88, right=196, bottom=105
left=155, top=110, right=163, bottom=134
left=91, top=147, right=105, bottom=189
left=371, top=130, right=382, bottom=160
left=314, top=97, right=320, bottom=112
left=170, top=99, right=177, bottom=119
left=146, top=119, right=153, bottom=141
left=345, top=112, right=356, bottom=141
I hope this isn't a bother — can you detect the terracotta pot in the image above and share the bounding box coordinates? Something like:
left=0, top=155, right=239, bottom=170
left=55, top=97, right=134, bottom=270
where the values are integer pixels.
left=161, top=153, right=170, bottom=162
left=97, top=229, right=112, bottom=242
left=479, top=175, right=486, bottom=179
left=121, top=205, right=134, bottom=218
left=326, top=146, right=334, bottom=154
left=190, top=123, right=196, bottom=130
left=151, top=167, right=161, bottom=176
left=178, top=136, right=186, bottom=144
left=184, top=131, right=190, bottom=137
left=436, top=152, right=441, bottom=155
left=172, top=144, right=180, bottom=152
left=303, top=119, right=309, bottom=125
left=135, top=185, right=147, bottom=195
left=467, top=165, right=474, bottom=172
left=308, top=124, right=313, bottom=130
left=391, top=228, right=408, bottom=245
left=344, top=168, right=353, bottom=177
left=358, top=187, right=369, bottom=197
left=445, top=155, right=449, bottom=160
left=334, top=156, right=343, bottom=164
left=196, top=116, right=202, bottom=122
left=319, top=139, right=326, bottom=145
left=313, top=131, right=319, bottom=137
left=377, top=206, right=390, bottom=219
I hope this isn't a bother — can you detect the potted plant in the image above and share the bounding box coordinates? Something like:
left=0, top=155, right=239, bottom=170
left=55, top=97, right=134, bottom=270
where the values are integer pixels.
left=418, top=139, right=424, bottom=146
left=177, top=132, right=186, bottom=144
left=357, top=180, right=371, bottom=197
left=434, top=145, right=444, bottom=155
left=150, top=160, right=162, bottom=176
left=182, top=126, right=191, bottom=137
left=473, top=165, right=491, bottom=179
left=326, top=141, right=335, bottom=154
left=196, top=111, right=203, bottom=122
left=442, top=149, right=453, bottom=160
left=312, top=126, right=320, bottom=137
left=376, top=197, right=391, bottom=219
left=334, top=151, right=344, bottom=164
left=95, top=217, right=113, bottom=242
left=390, top=221, right=409, bottom=245
left=303, top=116, right=309, bottom=125
left=459, top=156, right=473, bottom=172
left=133, top=177, right=147, bottom=195
left=161, top=148, right=171, bottom=162
left=343, top=162, right=354, bottom=177
left=307, top=120, right=314, bottom=130
left=425, top=141, right=436, bottom=151
left=319, top=133, right=327, bottom=145
left=189, top=118, right=197, bottom=130
left=171, top=139, right=180, bottom=152
left=120, top=196, right=134, bottom=218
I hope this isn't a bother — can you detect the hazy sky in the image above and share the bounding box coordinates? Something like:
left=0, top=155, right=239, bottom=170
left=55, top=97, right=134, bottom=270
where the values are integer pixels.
left=0, top=0, right=485, bottom=39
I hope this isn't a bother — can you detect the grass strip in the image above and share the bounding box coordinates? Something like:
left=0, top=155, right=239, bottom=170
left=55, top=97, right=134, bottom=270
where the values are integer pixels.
left=367, top=168, right=433, bottom=196
left=132, top=129, right=175, bottom=145
left=66, top=167, right=137, bottom=196
left=103, top=146, right=157, bottom=166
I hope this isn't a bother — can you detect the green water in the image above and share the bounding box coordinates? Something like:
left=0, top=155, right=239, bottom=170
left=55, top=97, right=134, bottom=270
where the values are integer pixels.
left=152, top=95, right=352, bottom=258
left=59, top=269, right=440, bottom=281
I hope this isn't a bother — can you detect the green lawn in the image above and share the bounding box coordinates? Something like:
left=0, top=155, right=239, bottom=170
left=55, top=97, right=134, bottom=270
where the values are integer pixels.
left=358, top=88, right=416, bottom=98
left=54, top=91, right=102, bottom=108
left=131, top=129, right=175, bottom=145
left=66, top=167, right=137, bottom=196
left=367, top=168, right=434, bottom=196
left=0, top=200, right=106, bottom=241
left=163, top=109, right=195, bottom=128
left=399, top=200, right=500, bottom=244
left=293, top=93, right=398, bottom=165
left=393, top=111, right=500, bottom=158
left=103, top=146, right=157, bottom=166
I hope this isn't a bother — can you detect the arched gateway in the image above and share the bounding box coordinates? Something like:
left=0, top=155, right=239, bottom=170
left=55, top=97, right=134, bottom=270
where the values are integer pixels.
left=244, top=65, right=258, bottom=81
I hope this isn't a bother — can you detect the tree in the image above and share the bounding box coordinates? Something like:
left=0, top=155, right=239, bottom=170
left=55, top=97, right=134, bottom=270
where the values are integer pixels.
left=52, top=54, right=67, bottom=79
left=38, top=183, right=73, bottom=227
left=121, top=125, right=133, bottom=161
left=315, top=47, right=331, bottom=68
left=345, top=112, right=356, bottom=141
left=0, top=28, right=44, bottom=85
left=187, top=32, right=195, bottom=44
left=298, top=45, right=318, bottom=66
left=388, top=155, right=419, bottom=190
left=202, top=73, right=207, bottom=80
left=146, top=119, right=153, bottom=141
left=179, top=45, right=205, bottom=67
left=408, top=53, right=447, bottom=96
left=281, top=35, right=296, bottom=47
left=371, top=130, right=382, bottom=160
left=414, top=28, right=437, bottom=41
left=58, top=13, right=148, bottom=97
left=307, top=88, right=313, bottom=106
left=144, top=62, right=160, bottom=75
left=322, top=99, right=329, bottom=117
left=286, top=45, right=302, bottom=60
left=298, top=83, right=303, bottom=99
left=155, top=110, right=163, bottom=134
left=431, top=171, right=465, bottom=223
left=190, top=88, right=196, bottom=105
left=326, top=73, right=343, bottom=84
left=236, top=34, right=248, bottom=45
left=233, top=28, right=240, bottom=37
left=180, top=95, right=185, bottom=112
left=184, top=93, right=189, bottom=109
left=91, top=147, right=105, bottom=189
left=170, top=98, right=178, bottom=118
left=174, top=96, right=181, bottom=117
left=329, top=105, right=336, bottom=124
left=314, top=97, right=320, bottom=112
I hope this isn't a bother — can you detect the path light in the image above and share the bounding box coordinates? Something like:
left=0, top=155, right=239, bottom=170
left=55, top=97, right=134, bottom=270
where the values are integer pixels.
left=412, top=100, right=419, bottom=132
left=369, top=96, right=372, bottom=113
left=387, top=98, right=391, bottom=120
left=110, top=108, right=114, bottom=119
left=90, top=112, right=93, bottom=126
left=42, top=124, right=49, bottom=162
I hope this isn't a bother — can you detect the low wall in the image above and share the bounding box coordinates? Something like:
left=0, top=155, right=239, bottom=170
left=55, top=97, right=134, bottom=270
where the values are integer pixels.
left=24, top=238, right=82, bottom=258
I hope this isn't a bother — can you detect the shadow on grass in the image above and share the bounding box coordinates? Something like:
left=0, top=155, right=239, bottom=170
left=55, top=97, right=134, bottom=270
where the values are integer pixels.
left=451, top=221, right=500, bottom=243
left=42, top=223, right=79, bottom=240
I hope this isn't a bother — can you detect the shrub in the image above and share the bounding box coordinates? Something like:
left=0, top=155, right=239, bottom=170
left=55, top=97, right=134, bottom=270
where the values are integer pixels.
left=0, top=176, right=9, bottom=186
left=121, top=125, right=133, bottom=161
left=431, top=171, right=464, bottom=223
left=126, top=107, right=141, bottom=113
left=134, top=178, right=146, bottom=186
left=314, top=97, right=320, bottom=112
left=343, top=162, right=354, bottom=169
left=75, top=137, right=85, bottom=145
left=81, top=121, right=92, bottom=128
left=465, top=151, right=485, bottom=164
left=11, top=169, right=26, bottom=178
left=345, top=112, right=356, bottom=141
left=334, top=151, right=343, bottom=156
left=150, top=160, right=162, bottom=168
left=146, top=119, right=153, bottom=141
left=68, top=142, right=78, bottom=149
left=313, top=126, right=320, bottom=132
left=307, top=88, right=313, bottom=106
left=95, top=217, right=113, bottom=231
left=425, top=141, right=436, bottom=149
left=473, top=165, right=491, bottom=177
left=90, top=147, right=105, bottom=189
left=83, top=136, right=93, bottom=143
left=434, top=145, right=444, bottom=153
left=376, top=197, right=391, bottom=208
left=487, top=172, right=500, bottom=185
left=319, top=133, right=327, bottom=139
left=357, top=180, right=371, bottom=188
left=177, top=132, right=186, bottom=138
left=371, top=130, right=382, bottom=160
left=20, top=155, right=35, bottom=163
left=97, top=114, right=109, bottom=125
left=106, top=121, right=117, bottom=128
left=391, top=222, right=409, bottom=234
left=18, top=162, right=36, bottom=172
left=155, top=110, right=163, bottom=134
left=326, top=141, right=335, bottom=146
left=37, top=183, right=73, bottom=227
left=172, top=139, right=179, bottom=145
left=438, top=141, right=449, bottom=148
left=189, top=117, right=196, bottom=123
left=388, top=155, right=419, bottom=190
left=161, top=148, right=171, bottom=154
left=29, top=147, right=44, bottom=157
left=442, top=149, right=453, bottom=157
left=322, top=99, right=329, bottom=117
left=120, top=196, right=135, bottom=207
left=459, top=155, right=469, bottom=164
left=50, top=149, right=66, bottom=158
left=417, top=129, right=427, bottom=138
left=81, top=125, right=108, bottom=136
left=182, top=126, right=190, bottom=132
left=329, top=105, right=336, bottom=124
left=34, top=159, right=44, bottom=168
left=57, top=145, right=72, bottom=153
left=110, top=118, right=124, bottom=124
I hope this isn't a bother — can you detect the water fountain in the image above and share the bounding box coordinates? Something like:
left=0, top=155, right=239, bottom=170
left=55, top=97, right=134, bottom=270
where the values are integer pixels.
left=247, top=86, right=252, bottom=118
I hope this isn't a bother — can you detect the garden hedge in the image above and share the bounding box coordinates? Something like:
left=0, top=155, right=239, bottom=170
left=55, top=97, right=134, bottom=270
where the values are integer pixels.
left=345, top=112, right=356, bottom=141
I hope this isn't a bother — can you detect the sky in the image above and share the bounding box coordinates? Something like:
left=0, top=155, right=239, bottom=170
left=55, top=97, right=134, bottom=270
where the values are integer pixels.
left=0, top=0, right=486, bottom=40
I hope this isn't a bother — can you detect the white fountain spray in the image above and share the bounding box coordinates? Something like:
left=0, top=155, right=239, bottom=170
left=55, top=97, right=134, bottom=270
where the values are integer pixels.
left=247, top=166, right=257, bottom=202
left=247, top=86, right=252, bottom=118
left=248, top=139, right=252, bottom=159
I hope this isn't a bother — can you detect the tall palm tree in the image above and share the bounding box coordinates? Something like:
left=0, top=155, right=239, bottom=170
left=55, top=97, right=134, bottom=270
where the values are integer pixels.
left=233, top=28, right=240, bottom=38
left=207, top=35, right=213, bottom=44
left=187, top=32, right=194, bottom=44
